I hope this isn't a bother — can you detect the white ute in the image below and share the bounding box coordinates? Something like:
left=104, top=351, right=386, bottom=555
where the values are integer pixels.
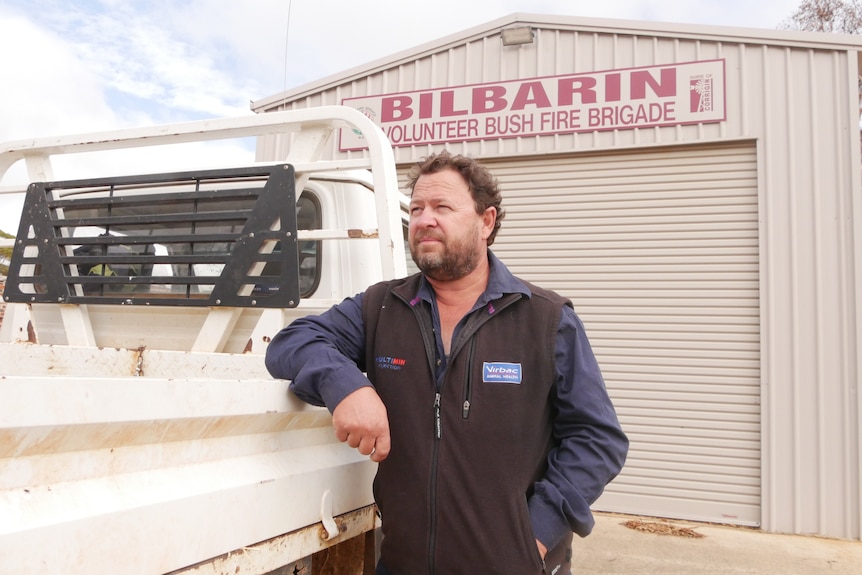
left=0, top=106, right=407, bottom=574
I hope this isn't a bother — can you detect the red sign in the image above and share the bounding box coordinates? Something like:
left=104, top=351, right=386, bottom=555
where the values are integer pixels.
left=340, top=59, right=725, bottom=150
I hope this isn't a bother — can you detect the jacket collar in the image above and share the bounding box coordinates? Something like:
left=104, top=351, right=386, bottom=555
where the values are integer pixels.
left=406, top=250, right=531, bottom=310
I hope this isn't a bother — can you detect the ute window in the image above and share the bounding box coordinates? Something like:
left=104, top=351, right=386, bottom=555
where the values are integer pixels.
left=5, top=165, right=302, bottom=308
left=402, top=219, right=419, bottom=275
left=252, top=190, right=321, bottom=299
left=296, top=192, right=322, bottom=297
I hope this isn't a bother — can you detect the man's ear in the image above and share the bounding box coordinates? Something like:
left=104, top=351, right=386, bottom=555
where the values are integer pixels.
left=481, top=207, right=497, bottom=240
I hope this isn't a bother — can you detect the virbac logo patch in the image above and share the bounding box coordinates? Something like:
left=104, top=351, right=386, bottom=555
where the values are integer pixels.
left=483, top=362, right=522, bottom=384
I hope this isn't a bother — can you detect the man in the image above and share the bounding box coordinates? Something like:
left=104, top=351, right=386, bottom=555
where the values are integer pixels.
left=265, top=151, right=628, bottom=575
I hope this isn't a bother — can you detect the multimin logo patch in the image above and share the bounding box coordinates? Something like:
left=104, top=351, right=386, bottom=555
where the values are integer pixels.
left=483, top=362, right=522, bottom=384
left=376, top=356, right=406, bottom=371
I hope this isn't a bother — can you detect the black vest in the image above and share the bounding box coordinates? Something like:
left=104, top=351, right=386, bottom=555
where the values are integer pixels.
left=363, top=273, right=573, bottom=575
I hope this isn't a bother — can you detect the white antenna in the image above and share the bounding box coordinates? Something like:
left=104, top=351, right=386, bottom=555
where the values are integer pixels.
left=282, top=0, right=293, bottom=103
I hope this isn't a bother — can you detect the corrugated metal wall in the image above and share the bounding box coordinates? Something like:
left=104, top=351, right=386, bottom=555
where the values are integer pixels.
left=482, top=144, right=761, bottom=526
left=258, top=18, right=862, bottom=540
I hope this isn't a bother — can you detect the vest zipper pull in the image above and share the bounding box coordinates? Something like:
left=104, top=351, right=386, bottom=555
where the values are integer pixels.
left=462, top=399, right=471, bottom=419
left=434, top=392, right=442, bottom=439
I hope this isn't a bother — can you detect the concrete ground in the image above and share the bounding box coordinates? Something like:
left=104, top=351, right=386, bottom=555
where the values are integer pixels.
left=571, top=513, right=862, bottom=574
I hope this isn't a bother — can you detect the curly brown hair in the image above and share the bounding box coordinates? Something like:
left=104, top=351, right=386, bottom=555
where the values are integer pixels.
left=406, top=151, right=505, bottom=245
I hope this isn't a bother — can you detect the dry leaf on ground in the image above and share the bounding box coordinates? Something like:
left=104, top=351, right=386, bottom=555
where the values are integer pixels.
left=622, top=519, right=705, bottom=538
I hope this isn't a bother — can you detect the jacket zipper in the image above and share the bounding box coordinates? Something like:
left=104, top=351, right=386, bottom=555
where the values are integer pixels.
left=429, top=391, right=442, bottom=574
left=462, top=336, right=476, bottom=419
left=406, top=299, right=442, bottom=575
left=396, top=291, right=524, bottom=574
left=435, top=392, right=442, bottom=437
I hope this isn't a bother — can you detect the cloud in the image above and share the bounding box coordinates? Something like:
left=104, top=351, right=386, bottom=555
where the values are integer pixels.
left=0, top=2, right=257, bottom=234
left=160, top=0, right=294, bottom=98
left=0, top=6, right=113, bottom=233
left=0, top=0, right=810, bottom=236
left=39, top=1, right=255, bottom=120
left=0, top=10, right=114, bottom=138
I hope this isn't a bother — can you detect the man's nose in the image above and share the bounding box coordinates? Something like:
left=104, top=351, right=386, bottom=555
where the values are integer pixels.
left=414, top=209, right=437, bottom=227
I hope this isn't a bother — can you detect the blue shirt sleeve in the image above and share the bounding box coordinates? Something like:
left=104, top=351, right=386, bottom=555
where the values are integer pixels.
left=264, top=293, right=372, bottom=412
left=528, top=305, right=629, bottom=546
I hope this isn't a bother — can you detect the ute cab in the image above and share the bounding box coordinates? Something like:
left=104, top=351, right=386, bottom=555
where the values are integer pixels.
left=0, top=107, right=406, bottom=574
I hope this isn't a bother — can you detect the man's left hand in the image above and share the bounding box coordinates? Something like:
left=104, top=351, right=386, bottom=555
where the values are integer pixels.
left=536, top=539, right=547, bottom=560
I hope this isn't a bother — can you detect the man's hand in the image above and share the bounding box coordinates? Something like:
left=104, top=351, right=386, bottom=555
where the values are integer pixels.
left=536, top=539, right=547, bottom=560
left=332, top=386, right=391, bottom=462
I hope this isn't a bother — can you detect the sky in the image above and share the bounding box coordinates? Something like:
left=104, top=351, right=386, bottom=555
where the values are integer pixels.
left=0, top=0, right=808, bottom=235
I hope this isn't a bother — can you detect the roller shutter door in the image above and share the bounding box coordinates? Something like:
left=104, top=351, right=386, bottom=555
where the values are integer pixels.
left=481, top=143, right=760, bottom=526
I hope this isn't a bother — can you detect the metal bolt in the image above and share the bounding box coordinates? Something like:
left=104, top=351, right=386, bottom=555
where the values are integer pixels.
left=215, top=299, right=222, bottom=305
left=251, top=300, right=257, bottom=306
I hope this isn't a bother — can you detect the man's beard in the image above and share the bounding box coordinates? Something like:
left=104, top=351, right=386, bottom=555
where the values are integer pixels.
left=410, top=227, right=483, bottom=281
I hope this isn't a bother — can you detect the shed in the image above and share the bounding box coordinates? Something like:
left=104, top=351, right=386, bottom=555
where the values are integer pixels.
left=252, top=13, right=862, bottom=541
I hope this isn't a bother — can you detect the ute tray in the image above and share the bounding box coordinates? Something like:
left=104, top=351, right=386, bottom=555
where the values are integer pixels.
left=3, top=165, right=300, bottom=308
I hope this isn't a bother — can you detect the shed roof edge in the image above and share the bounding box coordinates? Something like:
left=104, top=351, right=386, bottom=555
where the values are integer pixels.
left=251, top=12, right=862, bottom=111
